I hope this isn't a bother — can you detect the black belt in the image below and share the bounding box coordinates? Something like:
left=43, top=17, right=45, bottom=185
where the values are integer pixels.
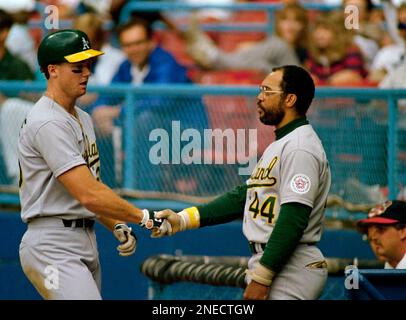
left=248, top=241, right=317, bottom=254
left=62, top=218, right=95, bottom=228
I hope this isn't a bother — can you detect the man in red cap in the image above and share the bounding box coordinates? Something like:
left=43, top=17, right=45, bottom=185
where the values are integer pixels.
left=356, top=200, right=406, bottom=269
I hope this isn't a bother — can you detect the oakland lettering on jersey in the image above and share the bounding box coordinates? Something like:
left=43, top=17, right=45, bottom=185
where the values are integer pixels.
left=250, top=156, right=278, bottom=183
left=82, top=133, right=100, bottom=181
left=90, top=143, right=98, bottom=157
left=82, top=134, right=99, bottom=160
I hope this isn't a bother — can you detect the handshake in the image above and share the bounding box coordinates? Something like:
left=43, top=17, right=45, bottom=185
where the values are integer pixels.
left=150, top=207, right=200, bottom=238
left=113, top=207, right=200, bottom=256
left=136, top=207, right=200, bottom=238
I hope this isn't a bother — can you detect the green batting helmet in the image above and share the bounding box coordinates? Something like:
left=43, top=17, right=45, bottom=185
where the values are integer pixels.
left=37, top=29, right=104, bottom=69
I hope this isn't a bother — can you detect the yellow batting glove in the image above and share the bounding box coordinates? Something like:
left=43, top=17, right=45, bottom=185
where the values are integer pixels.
left=152, top=207, right=200, bottom=238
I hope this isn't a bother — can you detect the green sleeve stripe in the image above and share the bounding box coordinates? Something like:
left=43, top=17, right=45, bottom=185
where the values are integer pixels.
left=197, top=184, right=248, bottom=227
left=259, top=202, right=312, bottom=273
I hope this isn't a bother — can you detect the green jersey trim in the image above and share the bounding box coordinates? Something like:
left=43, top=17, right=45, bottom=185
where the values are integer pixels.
left=275, top=117, right=309, bottom=140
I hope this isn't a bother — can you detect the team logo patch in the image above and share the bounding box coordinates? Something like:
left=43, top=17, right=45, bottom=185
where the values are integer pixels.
left=290, top=174, right=311, bottom=194
left=82, top=37, right=90, bottom=50
left=368, top=200, right=392, bottom=218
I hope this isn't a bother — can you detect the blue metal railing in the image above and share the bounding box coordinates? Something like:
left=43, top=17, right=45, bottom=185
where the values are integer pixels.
left=29, top=1, right=340, bottom=36
left=119, top=1, right=340, bottom=34
left=119, top=1, right=339, bottom=22
left=0, top=81, right=405, bottom=204
left=346, top=269, right=406, bottom=300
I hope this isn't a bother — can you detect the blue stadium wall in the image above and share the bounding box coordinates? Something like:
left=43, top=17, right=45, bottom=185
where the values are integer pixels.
left=0, top=211, right=375, bottom=300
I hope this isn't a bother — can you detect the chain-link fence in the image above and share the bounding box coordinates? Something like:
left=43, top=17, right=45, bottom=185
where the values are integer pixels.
left=1, top=83, right=405, bottom=219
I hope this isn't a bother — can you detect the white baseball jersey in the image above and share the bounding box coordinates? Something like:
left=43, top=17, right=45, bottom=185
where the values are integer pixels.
left=18, top=95, right=100, bottom=222
left=385, top=253, right=406, bottom=269
left=243, top=123, right=331, bottom=244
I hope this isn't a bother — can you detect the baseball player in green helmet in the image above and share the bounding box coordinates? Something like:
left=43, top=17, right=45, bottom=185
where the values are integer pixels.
left=18, top=29, right=161, bottom=299
left=153, top=65, right=331, bottom=300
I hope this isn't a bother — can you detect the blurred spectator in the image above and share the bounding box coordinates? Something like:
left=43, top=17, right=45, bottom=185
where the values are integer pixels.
left=51, top=0, right=173, bottom=28
left=183, top=10, right=299, bottom=74
left=343, top=0, right=383, bottom=68
left=39, top=0, right=78, bottom=18
left=0, top=0, right=37, bottom=72
left=182, top=0, right=235, bottom=21
left=344, top=0, right=383, bottom=43
left=356, top=200, right=406, bottom=269
left=381, top=0, right=403, bottom=46
left=0, top=9, right=34, bottom=184
left=72, top=13, right=125, bottom=109
left=79, top=0, right=118, bottom=17
left=73, top=13, right=125, bottom=85
left=91, top=17, right=208, bottom=191
left=0, top=9, right=34, bottom=80
left=109, top=0, right=128, bottom=24
left=305, top=12, right=368, bottom=86
left=40, top=0, right=125, bottom=19
left=125, top=1, right=182, bottom=35
left=379, top=62, right=406, bottom=88
left=378, top=26, right=406, bottom=141
left=275, top=2, right=309, bottom=64
left=92, top=16, right=191, bottom=135
left=370, top=2, right=406, bottom=82
left=114, top=17, right=190, bottom=84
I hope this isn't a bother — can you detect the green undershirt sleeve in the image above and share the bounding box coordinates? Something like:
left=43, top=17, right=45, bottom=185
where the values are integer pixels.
left=197, top=184, right=248, bottom=227
left=259, top=202, right=312, bottom=273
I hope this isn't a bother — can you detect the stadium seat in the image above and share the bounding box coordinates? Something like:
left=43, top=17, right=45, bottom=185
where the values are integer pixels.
left=196, top=69, right=264, bottom=85
left=216, top=31, right=267, bottom=52
left=156, top=30, right=195, bottom=67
